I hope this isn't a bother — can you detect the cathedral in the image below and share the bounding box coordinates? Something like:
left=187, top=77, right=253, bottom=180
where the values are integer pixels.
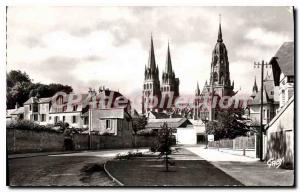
left=194, top=18, right=235, bottom=121
left=142, top=36, right=180, bottom=114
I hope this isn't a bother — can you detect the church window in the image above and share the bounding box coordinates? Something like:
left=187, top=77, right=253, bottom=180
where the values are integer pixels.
left=213, top=72, right=218, bottom=83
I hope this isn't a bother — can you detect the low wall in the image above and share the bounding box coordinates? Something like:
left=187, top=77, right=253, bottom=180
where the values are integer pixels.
left=7, top=128, right=157, bottom=154
left=7, top=129, right=65, bottom=154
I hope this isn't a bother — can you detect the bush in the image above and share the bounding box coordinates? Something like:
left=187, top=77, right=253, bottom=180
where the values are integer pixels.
left=6, top=120, right=60, bottom=133
left=115, top=151, right=143, bottom=160
left=136, top=128, right=157, bottom=136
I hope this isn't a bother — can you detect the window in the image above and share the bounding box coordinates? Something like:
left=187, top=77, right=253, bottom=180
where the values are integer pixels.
left=54, top=116, right=59, bottom=123
left=63, top=106, right=67, bottom=112
left=33, top=103, right=38, bottom=112
left=33, top=114, right=38, bottom=121
left=73, top=105, right=78, bottom=111
left=282, top=89, right=286, bottom=106
left=63, top=116, right=65, bottom=122
left=29, top=105, right=32, bottom=111
left=49, top=116, right=52, bottom=120
left=271, top=91, right=274, bottom=95
left=41, top=114, right=46, bottom=122
left=106, top=119, right=111, bottom=129
left=72, top=116, right=77, bottom=123
left=84, top=117, right=88, bottom=125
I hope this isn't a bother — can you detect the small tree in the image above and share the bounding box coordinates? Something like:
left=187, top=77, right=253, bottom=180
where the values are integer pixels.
left=153, top=122, right=175, bottom=171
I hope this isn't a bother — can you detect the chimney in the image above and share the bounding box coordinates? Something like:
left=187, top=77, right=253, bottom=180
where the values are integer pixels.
left=15, top=102, right=19, bottom=109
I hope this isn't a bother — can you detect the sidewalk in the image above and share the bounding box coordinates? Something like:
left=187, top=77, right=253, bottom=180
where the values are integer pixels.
left=185, top=146, right=294, bottom=186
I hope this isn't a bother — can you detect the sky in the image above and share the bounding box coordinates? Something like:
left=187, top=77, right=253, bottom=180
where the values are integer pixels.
left=7, top=6, right=294, bottom=111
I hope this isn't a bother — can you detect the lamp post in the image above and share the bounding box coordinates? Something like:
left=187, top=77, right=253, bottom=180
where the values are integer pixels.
left=253, top=60, right=271, bottom=161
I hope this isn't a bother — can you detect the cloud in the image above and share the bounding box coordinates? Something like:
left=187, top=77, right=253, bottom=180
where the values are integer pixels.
left=6, top=6, right=294, bottom=112
left=245, top=27, right=291, bottom=47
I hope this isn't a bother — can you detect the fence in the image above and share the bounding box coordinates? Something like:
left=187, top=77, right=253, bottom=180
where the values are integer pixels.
left=208, top=135, right=255, bottom=149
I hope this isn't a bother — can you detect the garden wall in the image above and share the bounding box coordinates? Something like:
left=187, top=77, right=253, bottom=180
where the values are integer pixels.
left=7, top=128, right=157, bottom=154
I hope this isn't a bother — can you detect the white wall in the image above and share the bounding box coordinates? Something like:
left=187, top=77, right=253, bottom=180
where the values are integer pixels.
left=175, top=127, right=197, bottom=145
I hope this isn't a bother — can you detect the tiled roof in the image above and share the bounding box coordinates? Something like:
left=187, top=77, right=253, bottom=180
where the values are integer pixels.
left=96, top=108, right=130, bottom=119
left=273, top=42, right=294, bottom=76
left=145, top=118, right=192, bottom=129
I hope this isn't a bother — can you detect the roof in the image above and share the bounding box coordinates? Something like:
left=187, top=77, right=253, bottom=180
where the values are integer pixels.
left=273, top=42, right=294, bottom=76
left=24, top=97, right=52, bottom=105
left=24, top=97, right=39, bottom=105
left=249, top=73, right=277, bottom=105
left=145, top=118, right=192, bottom=129
left=148, top=111, right=182, bottom=119
left=11, top=107, right=24, bottom=115
left=94, top=108, right=131, bottom=119
left=270, top=42, right=294, bottom=85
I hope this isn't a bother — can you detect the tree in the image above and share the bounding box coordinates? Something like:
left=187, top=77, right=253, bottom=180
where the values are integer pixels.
left=206, top=111, right=249, bottom=140
left=132, top=115, right=147, bottom=134
left=6, top=70, right=73, bottom=109
left=151, top=122, right=175, bottom=171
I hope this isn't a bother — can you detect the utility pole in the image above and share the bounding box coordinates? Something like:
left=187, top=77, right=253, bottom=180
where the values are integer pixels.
left=254, top=60, right=271, bottom=161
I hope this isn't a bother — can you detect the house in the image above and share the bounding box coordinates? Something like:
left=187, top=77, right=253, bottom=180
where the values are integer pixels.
left=6, top=104, right=24, bottom=122
left=146, top=118, right=196, bottom=144
left=89, top=107, right=133, bottom=136
left=265, top=42, right=294, bottom=168
left=17, top=87, right=132, bottom=133
left=248, top=72, right=279, bottom=125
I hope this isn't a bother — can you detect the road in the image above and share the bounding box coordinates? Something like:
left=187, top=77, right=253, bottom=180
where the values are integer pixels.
left=8, top=149, right=138, bottom=186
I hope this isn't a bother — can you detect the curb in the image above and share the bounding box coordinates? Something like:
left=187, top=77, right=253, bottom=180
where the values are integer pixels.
left=104, top=161, right=124, bottom=186
left=7, top=150, right=87, bottom=159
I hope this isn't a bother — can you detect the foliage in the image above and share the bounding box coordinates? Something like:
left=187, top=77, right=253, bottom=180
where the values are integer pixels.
left=6, top=120, right=60, bottom=133
left=115, top=151, right=143, bottom=160
left=136, top=128, right=157, bottom=136
left=150, top=122, right=175, bottom=171
left=7, top=70, right=73, bottom=109
left=206, top=111, right=250, bottom=140
left=132, top=115, right=147, bottom=134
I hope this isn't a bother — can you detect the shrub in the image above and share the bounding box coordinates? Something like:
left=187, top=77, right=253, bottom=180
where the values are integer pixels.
left=115, top=151, right=143, bottom=160
left=6, top=120, right=60, bottom=133
left=136, top=128, right=157, bottom=136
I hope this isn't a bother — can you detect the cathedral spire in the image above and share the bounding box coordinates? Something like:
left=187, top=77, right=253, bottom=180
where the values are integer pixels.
left=195, top=81, right=200, bottom=96
left=148, top=34, right=156, bottom=70
left=217, top=14, right=223, bottom=43
left=165, top=41, right=173, bottom=74
left=253, top=76, right=258, bottom=93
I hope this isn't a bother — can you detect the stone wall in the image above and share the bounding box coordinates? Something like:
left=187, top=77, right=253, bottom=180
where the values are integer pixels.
left=7, top=128, right=156, bottom=154
left=7, top=129, right=65, bottom=154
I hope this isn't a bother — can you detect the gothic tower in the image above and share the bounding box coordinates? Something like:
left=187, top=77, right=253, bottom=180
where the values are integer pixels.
left=251, top=76, right=258, bottom=98
left=161, top=42, right=180, bottom=111
left=209, top=17, right=234, bottom=97
left=142, top=35, right=161, bottom=114
left=195, top=16, right=235, bottom=121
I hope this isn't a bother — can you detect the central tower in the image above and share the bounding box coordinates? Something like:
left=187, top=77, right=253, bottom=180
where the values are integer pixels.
left=209, top=17, right=234, bottom=97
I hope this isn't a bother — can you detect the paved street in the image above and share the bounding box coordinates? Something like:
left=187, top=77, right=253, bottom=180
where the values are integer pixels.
left=7, top=147, right=294, bottom=186
left=8, top=149, right=138, bottom=186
